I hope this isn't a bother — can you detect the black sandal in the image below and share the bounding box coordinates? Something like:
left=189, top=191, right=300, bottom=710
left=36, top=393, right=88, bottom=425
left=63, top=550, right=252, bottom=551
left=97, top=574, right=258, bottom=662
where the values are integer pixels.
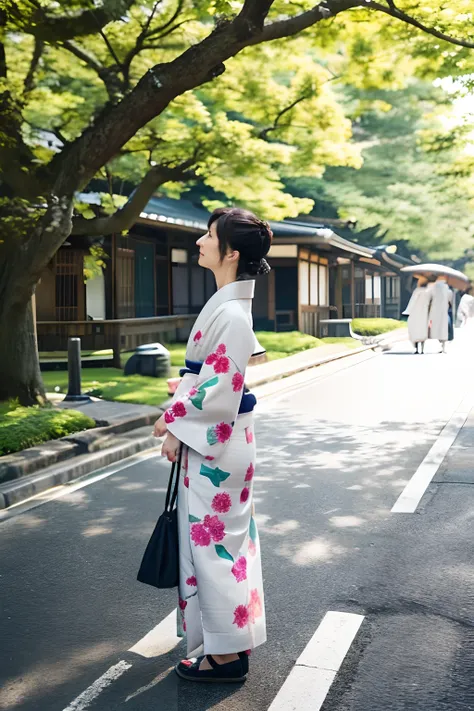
left=175, top=652, right=248, bottom=683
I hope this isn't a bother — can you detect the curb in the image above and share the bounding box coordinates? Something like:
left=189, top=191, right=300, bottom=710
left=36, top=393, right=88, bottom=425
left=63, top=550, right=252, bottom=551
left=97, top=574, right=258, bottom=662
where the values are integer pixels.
left=246, top=343, right=375, bottom=389
left=0, top=427, right=158, bottom=510
left=0, top=410, right=162, bottom=485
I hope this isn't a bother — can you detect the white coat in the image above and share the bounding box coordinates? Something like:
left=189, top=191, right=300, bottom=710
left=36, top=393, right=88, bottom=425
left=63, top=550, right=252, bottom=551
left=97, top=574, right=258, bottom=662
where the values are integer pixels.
left=429, top=281, right=453, bottom=342
left=457, top=293, right=474, bottom=326
left=402, top=286, right=431, bottom=344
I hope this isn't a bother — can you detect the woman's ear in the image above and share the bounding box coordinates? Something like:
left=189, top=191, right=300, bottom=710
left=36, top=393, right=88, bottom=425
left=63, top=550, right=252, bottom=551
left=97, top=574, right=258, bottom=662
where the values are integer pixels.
left=227, top=249, right=240, bottom=265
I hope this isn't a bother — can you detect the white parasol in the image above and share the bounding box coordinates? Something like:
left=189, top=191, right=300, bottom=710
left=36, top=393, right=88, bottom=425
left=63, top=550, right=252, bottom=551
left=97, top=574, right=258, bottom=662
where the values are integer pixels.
left=401, top=263, right=470, bottom=291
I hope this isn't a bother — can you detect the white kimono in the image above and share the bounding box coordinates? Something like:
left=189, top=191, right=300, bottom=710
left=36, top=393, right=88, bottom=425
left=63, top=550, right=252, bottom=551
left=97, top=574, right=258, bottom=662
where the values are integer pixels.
left=403, top=287, right=431, bottom=344
left=165, top=280, right=266, bottom=657
left=457, top=294, right=474, bottom=327
left=429, top=281, right=453, bottom=342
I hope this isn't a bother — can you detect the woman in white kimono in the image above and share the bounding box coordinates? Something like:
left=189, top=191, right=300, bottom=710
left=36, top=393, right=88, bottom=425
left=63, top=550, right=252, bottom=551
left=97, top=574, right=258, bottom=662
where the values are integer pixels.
left=429, top=277, right=453, bottom=353
left=402, top=277, right=431, bottom=354
left=154, top=207, right=270, bottom=683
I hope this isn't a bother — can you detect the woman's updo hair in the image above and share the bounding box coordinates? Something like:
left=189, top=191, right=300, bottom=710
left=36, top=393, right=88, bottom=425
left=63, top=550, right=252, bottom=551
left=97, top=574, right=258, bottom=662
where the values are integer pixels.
left=208, top=207, right=272, bottom=279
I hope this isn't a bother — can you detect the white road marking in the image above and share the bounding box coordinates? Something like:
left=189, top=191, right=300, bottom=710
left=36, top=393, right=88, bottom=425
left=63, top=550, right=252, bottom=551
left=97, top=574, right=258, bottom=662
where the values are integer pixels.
left=128, top=608, right=181, bottom=658
left=61, top=609, right=181, bottom=709
left=62, top=660, right=132, bottom=711
left=391, top=393, right=473, bottom=514
left=268, top=611, right=364, bottom=711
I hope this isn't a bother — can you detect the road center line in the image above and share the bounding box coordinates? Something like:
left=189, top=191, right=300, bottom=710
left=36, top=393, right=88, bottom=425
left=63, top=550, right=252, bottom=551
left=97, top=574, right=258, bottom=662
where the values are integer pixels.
left=267, top=611, right=364, bottom=711
left=62, top=660, right=132, bottom=711
left=391, top=393, right=473, bottom=514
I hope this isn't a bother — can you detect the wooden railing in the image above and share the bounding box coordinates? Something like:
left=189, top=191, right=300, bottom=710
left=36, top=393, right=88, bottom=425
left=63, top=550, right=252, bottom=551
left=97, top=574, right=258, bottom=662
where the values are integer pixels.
left=300, top=305, right=331, bottom=337
left=37, top=315, right=197, bottom=367
left=342, top=303, right=381, bottom=319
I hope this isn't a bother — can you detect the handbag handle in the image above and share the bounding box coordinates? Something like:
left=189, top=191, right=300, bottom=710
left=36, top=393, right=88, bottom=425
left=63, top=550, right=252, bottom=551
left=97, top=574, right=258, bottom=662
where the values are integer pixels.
left=164, top=445, right=183, bottom=513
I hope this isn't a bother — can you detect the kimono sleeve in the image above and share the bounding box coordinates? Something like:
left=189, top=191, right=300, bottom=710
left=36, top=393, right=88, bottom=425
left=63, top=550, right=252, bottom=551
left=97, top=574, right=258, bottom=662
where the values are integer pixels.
left=165, top=309, right=254, bottom=459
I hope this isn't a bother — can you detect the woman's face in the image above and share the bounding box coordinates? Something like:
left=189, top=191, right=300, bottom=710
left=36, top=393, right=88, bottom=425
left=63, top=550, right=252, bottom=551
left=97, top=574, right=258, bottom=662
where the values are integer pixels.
left=196, top=222, right=222, bottom=271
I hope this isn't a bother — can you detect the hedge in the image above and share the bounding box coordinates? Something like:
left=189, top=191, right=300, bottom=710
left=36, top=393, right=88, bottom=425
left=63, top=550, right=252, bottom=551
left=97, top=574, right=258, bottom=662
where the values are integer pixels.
left=0, top=403, right=95, bottom=456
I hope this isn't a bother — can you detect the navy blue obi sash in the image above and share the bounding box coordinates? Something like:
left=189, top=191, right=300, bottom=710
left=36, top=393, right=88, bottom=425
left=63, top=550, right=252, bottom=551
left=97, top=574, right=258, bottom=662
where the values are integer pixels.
left=180, top=359, right=256, bottom=414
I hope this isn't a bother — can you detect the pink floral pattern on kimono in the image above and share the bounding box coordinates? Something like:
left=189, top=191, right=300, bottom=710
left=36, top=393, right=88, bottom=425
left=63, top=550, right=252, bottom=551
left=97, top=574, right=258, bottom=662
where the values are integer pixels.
left=233, top=604, right=249, bottom=629
left=231, top=556, right=247, bottom=582
left=203, top=514, right=225, bottom=542
left=212, top=492, right=232, bottom=513
left=191, top=523, right=211, bottom=547
left=248, top=589, right=263, bottom=623
left=232, top=372, right=244, bottom=392
left=240, top=487, right=250, bottom=503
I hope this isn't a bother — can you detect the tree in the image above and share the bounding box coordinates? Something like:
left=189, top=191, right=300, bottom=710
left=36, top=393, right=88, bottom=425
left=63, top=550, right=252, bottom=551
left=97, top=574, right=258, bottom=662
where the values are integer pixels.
left=286, top=80, right=474, bottom=260
left=1, top=0, right=474, bottom=404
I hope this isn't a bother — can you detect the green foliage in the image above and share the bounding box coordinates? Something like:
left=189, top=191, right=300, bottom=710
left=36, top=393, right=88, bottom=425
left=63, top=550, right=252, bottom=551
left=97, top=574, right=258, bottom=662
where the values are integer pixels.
left=83, top=245, right=108, bottom=282
left=256, top=331, right=322, bottom=354
left=0, top=402, right=95, bottom=457
left=351, top=318, right=405, bottom=336
left=287, top=81, right=474, bottom=260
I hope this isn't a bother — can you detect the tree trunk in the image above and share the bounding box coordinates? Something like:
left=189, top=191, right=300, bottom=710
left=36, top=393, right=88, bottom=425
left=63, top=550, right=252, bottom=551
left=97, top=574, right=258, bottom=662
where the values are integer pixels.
left=0, top=297, right=46, bottom=405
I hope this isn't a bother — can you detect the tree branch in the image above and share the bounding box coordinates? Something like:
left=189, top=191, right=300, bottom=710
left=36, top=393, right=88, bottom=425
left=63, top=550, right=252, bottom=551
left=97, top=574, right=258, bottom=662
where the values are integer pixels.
left=255, top=0, right=360, bottom=43
left=260, top=91, right=313, bottom=139
left=23, top=37, right=44, bottom=93
left=71, top=160, right=195, bottom=236
left=61, top=40, right=124, bottom=100
left=46, top=0, right=474, bottom=201
left=12, top=0, right=138, bottom=43
left=365, top=0, right=474, bottom=49
left=239, top=1, right=275, bottom=29
left=122, top=0, right=186, bottom=81
left=145, top=0, right=186, bottom=39
left=61, top=39, right=104, bottom=73
left=97, top=27, right=123, bottom=69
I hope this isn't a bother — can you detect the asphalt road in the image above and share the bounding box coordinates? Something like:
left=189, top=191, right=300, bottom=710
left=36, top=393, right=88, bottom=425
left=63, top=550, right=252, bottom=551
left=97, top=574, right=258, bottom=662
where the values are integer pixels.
left=1, top=335, right=473, bottom=711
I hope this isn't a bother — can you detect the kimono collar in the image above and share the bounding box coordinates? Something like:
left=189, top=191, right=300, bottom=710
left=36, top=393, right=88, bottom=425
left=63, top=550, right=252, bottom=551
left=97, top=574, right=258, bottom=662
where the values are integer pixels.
left=191, top=280, right=255, bottom=339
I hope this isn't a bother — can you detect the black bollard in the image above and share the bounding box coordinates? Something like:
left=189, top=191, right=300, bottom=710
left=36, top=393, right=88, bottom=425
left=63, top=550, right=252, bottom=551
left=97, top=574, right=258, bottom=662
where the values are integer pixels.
left=65, top=337, right=91, bottom=402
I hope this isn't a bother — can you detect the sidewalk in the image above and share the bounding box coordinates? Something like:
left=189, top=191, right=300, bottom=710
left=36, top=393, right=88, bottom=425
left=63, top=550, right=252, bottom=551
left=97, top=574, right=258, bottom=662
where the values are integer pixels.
left=0, top=328, right=407, bottom=510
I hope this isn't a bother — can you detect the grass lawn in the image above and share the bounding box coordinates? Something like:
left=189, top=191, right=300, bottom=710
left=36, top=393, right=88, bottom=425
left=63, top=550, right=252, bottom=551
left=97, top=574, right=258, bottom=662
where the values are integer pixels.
left=351, top=318, right=405, bottom=336
left=42, top=367, right=180, bottom=407
left=0, top=402, right=95, bottom=458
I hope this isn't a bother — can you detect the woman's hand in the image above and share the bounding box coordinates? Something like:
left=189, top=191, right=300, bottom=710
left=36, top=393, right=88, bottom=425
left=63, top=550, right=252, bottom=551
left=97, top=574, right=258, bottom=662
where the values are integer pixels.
left=153, top=414, right=168, bottom=438
left=161, top=432, right=181, bottom=462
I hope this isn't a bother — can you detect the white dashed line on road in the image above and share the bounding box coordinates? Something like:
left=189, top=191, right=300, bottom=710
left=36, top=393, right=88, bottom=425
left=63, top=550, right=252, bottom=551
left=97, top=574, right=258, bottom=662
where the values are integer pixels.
left=267, top=611, right=364, bottom=711
left=61, top=609, right=181, bottom=710
left=62, top=660, right=132, bottom=711
left=392, top=393, right=473, bottom=514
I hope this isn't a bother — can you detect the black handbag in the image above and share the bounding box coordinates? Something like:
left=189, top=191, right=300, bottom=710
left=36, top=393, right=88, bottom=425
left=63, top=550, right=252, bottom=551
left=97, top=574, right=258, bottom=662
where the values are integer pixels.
left=137, top=447, right=182, bottom=589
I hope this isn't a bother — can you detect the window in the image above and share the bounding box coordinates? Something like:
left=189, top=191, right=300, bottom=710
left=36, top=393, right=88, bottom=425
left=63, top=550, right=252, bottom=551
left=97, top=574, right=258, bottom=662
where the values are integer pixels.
left=172, top=248, right=188, bottom=264
left=116, top=245, right=135, bottom=318
left=55, top=249, right=82, bottom=321
left=310, top=262, right=319, bottom=305
left=319, top=265, right=328, bottom=306
left=299, top=260, right=309, bottom=305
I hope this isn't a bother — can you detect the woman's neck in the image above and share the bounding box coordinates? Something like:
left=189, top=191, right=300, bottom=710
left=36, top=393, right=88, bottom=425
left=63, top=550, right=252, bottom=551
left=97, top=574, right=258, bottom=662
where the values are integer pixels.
left=214, top=268, right=238, bottom=290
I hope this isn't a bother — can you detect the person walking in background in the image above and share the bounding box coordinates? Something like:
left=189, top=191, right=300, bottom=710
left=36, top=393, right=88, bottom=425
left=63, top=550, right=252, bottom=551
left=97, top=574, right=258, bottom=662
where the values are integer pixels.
left=154, top=207, right=270, bottom=683
left=402, top=276, right=431, bottom=354
left=457, top=286, right=474, bottom=329
left=429, top=276, right=453, bottom=353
